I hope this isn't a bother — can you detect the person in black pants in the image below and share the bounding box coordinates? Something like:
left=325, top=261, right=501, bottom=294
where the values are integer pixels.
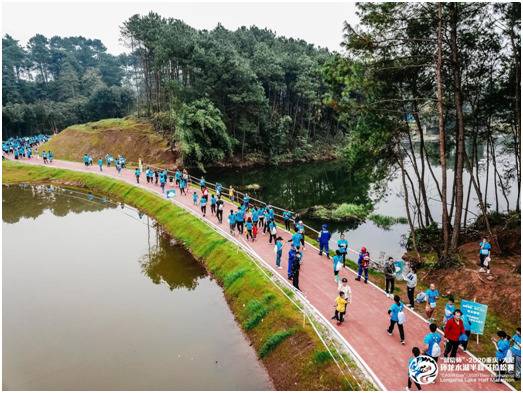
left=384, top=257, right=396, bottom=296
left=292, top=249, right=302, bottom=290
left=403, top=267, right=417, bottom=308
left=407, top=347, right=423, bottom=391
left=387, top=295, right=405, bottom=344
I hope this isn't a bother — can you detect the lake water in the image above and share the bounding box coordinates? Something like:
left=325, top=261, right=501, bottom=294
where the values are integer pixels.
left=197, top=142, right=518, bottom=260
left=2, top=184, right=272, bottom=390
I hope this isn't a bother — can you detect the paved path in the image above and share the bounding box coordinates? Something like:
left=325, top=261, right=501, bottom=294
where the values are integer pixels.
left=7, top=155, right=512, bottom=391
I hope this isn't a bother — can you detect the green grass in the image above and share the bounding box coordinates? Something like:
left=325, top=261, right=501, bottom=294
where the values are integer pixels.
left=2, top=160, right=371, bottom=391
left=313, top=350, right=334, bottom=365
left=259, top=329, right=296, bottom=358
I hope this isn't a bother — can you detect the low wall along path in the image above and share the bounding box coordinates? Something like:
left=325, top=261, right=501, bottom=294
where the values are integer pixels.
left=6, top=154, right=513, bottom=392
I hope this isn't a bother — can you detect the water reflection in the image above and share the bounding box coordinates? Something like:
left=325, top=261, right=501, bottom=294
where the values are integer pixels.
left=2, top=184, right=113, bottom=223
left=140, top=233, right=206, bottom=291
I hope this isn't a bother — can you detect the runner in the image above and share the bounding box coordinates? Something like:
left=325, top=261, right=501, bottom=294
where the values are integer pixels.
left=252, top=207, right=259, bottom=228
left=460, top=313, right=472, bottom=351
left=268, top=219, right=277, bottom=243
left=210, top=194, right=217, bottom=215
left=403, top=266, right=417, bottom=308
left=200, top=195, right=207, bottom=217
left=246, top=217, right=254, bottom=241
left=423, top=323, right=442, bottom=362
left=443, top=295, right=456, bottom=327
left=512, top=328, right=521, bottom=381
left=283, top=210, right=292, bottom=231
left=216, top=196, right=224, bottom=223
left=296, top=220, right=306, bottom=249
left=274, top=236, right=283, bottom=269
left=338, top=277, right=352, bottom=318
left=318, top=224, right=331, bottom=258
left=384, top=257, right=396, bottom=297
left=160, top=170, right=167, bottom=193
left=287, top=245, right=297, bottom=280
left=292, top=247, right=303, bottom=290
left=407, top=347, right=423, bottom=391
left=235, top=208, right=245, bottom=234
left=199, top=176, right=205, bottom=191
left=288, top=228, right=302, bottom=250
left=387, top=295, right=406, bottom=345
left=258, top=205, right=265, bottom=229
left=228, top=209, right=236, bottom=235
left=134, top=167, right=141, bottom=183
left=333, top=291, right=348, bottom=326
left=116, top=161, right=122, bottom=175
left=333, top=250, right=343, bottom=284
left=492, top=330, right=511, bottom=383
left=154, top=169, right=159, bottom=184
left=229, top=185, right=235, bottom=202
left=337, top=233, right=348, bottom=265
left=443, top=309, right=465, bottom=358
left=192, top=191, right=198, bottom=206
left=425, top=283, right=439, bottom=322
left=216, top=182, right=222, bottom=198
left=83, top=153, right=89, bottom=166
left=98, top=158, right=103, bottom=171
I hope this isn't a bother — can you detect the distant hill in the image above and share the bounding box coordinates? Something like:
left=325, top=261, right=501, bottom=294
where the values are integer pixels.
left=40, top=118, right=177, bottom=166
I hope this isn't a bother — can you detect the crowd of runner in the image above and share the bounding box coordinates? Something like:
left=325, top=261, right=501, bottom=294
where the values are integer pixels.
left=4, top=145, right=520, bottom=388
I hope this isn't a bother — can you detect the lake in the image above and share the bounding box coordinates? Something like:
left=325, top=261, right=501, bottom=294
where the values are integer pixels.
left=2, top=184, right=272, bottom=390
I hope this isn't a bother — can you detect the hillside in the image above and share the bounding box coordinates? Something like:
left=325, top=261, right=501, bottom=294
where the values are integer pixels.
left=40, top=118, right=177, bottom=166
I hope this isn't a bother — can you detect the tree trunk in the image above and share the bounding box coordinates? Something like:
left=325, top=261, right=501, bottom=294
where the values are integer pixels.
left=450, top=3, right=466, bottom=251
left=436, top=2, right=450, bottom=259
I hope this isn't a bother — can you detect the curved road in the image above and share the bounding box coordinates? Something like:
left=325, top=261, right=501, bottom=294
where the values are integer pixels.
left=6, top=155, right=513, bottom=391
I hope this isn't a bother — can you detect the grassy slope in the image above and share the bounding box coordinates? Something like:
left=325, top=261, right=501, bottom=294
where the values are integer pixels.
left=39, top=118, right=176, bottom=166
left=2, top=160, right=372, bottom=391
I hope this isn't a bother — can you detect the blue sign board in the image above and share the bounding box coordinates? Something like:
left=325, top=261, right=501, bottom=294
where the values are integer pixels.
left=460, top=299, right=488, bottom=335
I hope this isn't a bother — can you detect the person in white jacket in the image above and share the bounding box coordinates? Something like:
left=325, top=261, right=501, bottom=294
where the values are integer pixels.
left=403, top=267, right=417, bottom=309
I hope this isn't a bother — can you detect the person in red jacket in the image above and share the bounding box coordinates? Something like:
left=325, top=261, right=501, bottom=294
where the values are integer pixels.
left=444, top=309, right=465, bottom=358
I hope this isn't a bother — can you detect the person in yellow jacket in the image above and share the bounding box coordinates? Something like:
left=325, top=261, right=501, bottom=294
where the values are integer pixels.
left=332, top=291, right=348, bottom=326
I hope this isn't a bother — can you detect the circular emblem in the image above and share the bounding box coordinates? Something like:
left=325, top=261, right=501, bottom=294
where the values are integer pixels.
left=408, top=355, right=438, bottom=385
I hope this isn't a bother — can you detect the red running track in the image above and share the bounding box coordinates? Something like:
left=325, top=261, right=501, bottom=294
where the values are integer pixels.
left=7, top=155, right=512, bottom=391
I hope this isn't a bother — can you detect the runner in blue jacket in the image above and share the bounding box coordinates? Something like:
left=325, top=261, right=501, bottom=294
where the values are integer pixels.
left=318, top=224, right=331, bottom=259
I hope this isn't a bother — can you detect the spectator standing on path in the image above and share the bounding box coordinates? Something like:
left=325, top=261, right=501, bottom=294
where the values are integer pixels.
left=355, top=247, right=370, bottom=283
left=318, top=224, right=331, bottom=258
left=492, top=330, right=511, bottom=383
left=229, top=186, right=235, bottom=202
left=407, top=347, right=423, bottom=391
left=443, top=309, right=465, bottom=358
left=292, top=247, right=303, bottom=290
left=511, top=328, right=521, bottom=381
left=403, top=267, right=417, bottom=308
left=384, top=257, right=396, bottom=297
left=332, top=291, right=348, bottom=326
left=423, top=323, right=442, bottom=362
left=425, top=283, right=439, bottom=322
left=387, top=294, right=406, bottom=345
